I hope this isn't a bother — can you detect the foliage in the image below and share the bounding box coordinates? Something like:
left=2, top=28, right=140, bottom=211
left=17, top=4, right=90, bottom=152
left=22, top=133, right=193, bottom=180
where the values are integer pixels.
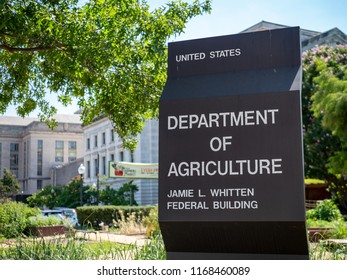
left=76, top=205, right=155, bottom=228
left=310, top=242, right=347, bottom=260
left=304, top=178, right=325, bottom=185
left=307, top=218, right=347, bottom=240
left=306, top=218, right=331, bottom=228
left=144, top=206, right=161, bottom=237
left=306, top=200, right=347, bottom=241
left=0, top=236, right=165, bottom=260
left=114, top=210, right=146, bottom=235
left=0, top=0, right=211, bottom=149
left=329, top=219, right=347, bottom=239
left=27, top=215, right=64, bottom=227
left=0, top=237, right=92, bottom=260
left=0, top=168, right=20, bottom=200
left=27, top=185, right=60, bottom=209
left=27, top=180, right=138, bottom=209
left=302, top=45, right=347, bottom=208
left=133, top=234, right=166, bottom=260
left=56, top=180, right=97, bottom=208
left=306, top=199, right=342, bottom=222
left=100, top=181, right=139, bottom=206
left=27, top=181, right=95, bottom=209
left=0, top=202, right=40, bottom=238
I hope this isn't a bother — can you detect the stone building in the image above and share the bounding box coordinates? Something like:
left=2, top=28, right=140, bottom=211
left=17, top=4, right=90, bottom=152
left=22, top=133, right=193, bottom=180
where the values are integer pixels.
left=0, top=115, right=83, bottom=195
left=241, top=21, right=347, bottom=51
left=83, top=117, right=158, bottom=206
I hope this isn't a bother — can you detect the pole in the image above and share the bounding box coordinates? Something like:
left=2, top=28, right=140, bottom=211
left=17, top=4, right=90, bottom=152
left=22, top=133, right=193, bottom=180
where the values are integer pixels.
left=96, top=153, right=100, bottom=205
left=80, top=174, right=83, bottom=206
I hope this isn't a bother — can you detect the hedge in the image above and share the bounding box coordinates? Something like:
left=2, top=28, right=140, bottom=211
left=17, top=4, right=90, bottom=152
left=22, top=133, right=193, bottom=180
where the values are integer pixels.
left=76, top=205, right=156, bottom=228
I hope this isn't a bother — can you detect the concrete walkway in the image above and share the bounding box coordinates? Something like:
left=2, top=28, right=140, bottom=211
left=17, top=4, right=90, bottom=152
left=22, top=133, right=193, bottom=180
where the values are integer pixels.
left=75, top=230, right=149, bottom=246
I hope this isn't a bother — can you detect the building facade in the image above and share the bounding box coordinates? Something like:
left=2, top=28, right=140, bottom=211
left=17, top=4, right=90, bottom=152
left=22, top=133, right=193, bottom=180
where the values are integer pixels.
left=241, top=21, right=347, bottom=51
left=83, top=117, right=158, bottom=206
left=0, top=115, right=83, bottom=194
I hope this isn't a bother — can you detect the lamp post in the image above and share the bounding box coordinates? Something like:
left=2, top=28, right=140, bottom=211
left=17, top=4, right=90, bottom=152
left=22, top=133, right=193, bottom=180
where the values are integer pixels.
left=78, top=163, right=85, bottom=206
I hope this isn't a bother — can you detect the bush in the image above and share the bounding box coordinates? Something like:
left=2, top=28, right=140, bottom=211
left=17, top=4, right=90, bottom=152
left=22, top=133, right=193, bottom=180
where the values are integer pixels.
left=76, top=205, right=155, bottom=228
left=144, top=207, right=161, bottom=237
left=330, top=219, right=347, bottom=239
left=27, top=215, right=64, bottom=227
left=306, top=199, right=342, bottom=222
left=0, top=202, right=40, bottom=238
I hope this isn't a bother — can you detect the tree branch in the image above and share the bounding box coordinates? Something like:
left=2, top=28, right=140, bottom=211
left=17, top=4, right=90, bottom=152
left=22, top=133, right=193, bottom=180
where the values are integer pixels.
left=0, top=43, right=66, bottom=53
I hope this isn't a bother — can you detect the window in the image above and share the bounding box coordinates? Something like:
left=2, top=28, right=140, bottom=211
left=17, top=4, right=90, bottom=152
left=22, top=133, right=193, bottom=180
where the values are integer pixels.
left=110, top=153, right=114, bottom=162
left=119, top=151, right=124, bottom=161
left=111, top=129, right=114, bottom=142
left=37, top=180, right=43, bottom=190
left=94, top=158, right=98, bottom=177
left=130, top=152, right=135, bottom=163
left=23, top=142, right=26, bottom=178
left=10, top=143, right=19, bottom=177
left=37, top=140, right=43, bottom=176
left=102, top=156, right=106, bottom=175
left=87, top=138, right=90, bottom=150
left=87, top=160, right=90, bottom=178
left=55, top=141, right=64, bottom=162
left=102, top=132, right=106, bottom=145
left=94, top=135, right=98, bottom=148
left=68, top=141, right=77, bottom=162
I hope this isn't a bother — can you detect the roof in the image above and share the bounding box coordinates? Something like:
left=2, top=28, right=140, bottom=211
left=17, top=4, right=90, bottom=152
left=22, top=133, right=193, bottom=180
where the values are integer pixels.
left=240, top=20, right=321, bottom=38
left=239, top=20, right=347, bottom=51
left=0, top=116, right=37, bottom=126
left=0, top=114, right=82, bottom=127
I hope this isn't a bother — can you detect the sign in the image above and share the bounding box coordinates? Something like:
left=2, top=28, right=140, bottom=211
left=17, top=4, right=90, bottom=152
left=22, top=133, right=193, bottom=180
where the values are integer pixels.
left=159, top=27, right=309, bottom=259
left=109, top=161, right=158, bottom=179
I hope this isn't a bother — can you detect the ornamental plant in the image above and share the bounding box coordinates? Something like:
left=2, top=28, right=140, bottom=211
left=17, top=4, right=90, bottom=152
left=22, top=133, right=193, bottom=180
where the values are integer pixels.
left=306, top=199, right=342, bottom=222
left=302, top=45, right=347, bottom=208
left=0, top=202, right=40, bottom=238
left=27, top=215, right=64, bottom=227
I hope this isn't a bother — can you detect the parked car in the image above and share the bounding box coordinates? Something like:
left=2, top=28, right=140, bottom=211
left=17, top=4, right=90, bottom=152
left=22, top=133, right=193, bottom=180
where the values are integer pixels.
left=41, top=209, right=65, bottom=219
left=54, top=207, right=79, bottom=226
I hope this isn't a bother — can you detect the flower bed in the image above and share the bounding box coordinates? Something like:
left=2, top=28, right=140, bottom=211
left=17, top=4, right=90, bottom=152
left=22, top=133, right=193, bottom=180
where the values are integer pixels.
left=307, top=227, right=333, bottom=242
left=27, top=225, right=67, bottom=237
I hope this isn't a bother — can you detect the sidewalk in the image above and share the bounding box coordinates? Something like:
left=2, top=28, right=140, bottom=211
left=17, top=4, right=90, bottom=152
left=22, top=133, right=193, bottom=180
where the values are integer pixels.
left=75, top=230, right=149, bottom=246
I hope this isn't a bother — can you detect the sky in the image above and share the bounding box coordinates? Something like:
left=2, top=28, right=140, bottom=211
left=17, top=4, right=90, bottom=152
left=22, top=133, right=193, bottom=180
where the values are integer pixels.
left=4, top=0, right=347, bottom=117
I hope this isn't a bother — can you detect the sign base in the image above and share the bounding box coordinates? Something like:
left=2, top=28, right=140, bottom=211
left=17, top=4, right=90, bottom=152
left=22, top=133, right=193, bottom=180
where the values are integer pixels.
left=166, top=252, right=309, bottom=260
left=160, top=221, right=309, bottom=260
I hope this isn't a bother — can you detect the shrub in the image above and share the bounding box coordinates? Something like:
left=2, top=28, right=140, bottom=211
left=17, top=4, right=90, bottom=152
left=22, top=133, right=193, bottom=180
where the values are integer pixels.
left=76, top=205, right=155, bottom=228
left=27, top=215, right=64, bottom=227
left=306, top=199, right=342, bottom=222
left=144, top=207, right=161, bottom=237
left=114, top=210, right=146, bottom=235
left=330, top=219, right=347, bottom=239
left=0, top=202, right=40, bottom=238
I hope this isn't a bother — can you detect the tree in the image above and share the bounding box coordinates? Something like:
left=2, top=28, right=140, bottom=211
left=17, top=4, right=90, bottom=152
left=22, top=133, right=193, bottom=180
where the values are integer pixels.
left=27, top=185, right=62, bottom=209
left=117, top=180, right=139, bottom=206
left=27, top=181, right=95, bottom=208
left=99, top=181, right=139, bottom=205
left=302, top=45, right=347, bottom=208
left=0, top=168, right=20, bottom=199
left=0, top=0, right=211, bottom=149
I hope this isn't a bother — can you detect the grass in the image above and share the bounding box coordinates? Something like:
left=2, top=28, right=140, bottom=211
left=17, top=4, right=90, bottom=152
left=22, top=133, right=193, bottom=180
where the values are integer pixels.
left=310, top=241, right=347, bottom=260
left=1, top=233, right=347, bottom=260
left=0, top=234, right=166, bottom=260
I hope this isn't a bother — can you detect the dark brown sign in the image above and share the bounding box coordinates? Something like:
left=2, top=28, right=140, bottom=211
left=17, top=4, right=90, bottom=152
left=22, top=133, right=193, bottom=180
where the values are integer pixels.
left=159, top=27, right=308, bottom=259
